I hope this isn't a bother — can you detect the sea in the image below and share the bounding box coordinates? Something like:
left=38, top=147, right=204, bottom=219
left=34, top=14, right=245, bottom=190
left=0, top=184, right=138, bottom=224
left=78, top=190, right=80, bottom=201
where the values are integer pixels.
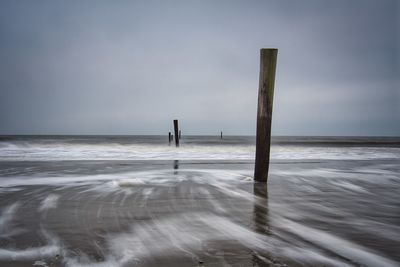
left=0, top=135, right=399, bottom=267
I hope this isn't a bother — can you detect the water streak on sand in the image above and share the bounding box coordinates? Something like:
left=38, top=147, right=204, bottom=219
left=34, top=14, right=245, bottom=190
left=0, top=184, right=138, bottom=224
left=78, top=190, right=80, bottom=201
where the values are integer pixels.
left=0, top=136, right=399, bottom=161
left=0, top=136, right=399, bottom=266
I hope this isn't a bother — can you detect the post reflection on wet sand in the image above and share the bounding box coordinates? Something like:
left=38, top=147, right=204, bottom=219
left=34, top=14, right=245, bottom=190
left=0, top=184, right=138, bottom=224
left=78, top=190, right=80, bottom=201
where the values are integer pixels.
left=173, top=160, right=179, bottom=175
left=253, top=183, right=269, bottom=235
left=252, top=183, right=271, bottom=267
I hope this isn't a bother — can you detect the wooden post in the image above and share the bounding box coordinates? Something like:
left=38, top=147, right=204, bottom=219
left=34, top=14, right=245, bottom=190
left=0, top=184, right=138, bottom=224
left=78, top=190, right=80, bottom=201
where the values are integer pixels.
left=221, top=131, right=223, bottom=139
left=179, top=130, right=181, bottom=140
left=173, top=119, right=179, bottom=147
left=254, top=48, right=277, bottom=182
left=168, top=132, right=172, bottom=143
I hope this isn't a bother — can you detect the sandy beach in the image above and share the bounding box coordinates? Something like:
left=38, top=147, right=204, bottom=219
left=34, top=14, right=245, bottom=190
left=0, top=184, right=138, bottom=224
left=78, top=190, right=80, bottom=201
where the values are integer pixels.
left=0, top=158, right=399, bottom=266
left=0, top=136, right=399, bottom=266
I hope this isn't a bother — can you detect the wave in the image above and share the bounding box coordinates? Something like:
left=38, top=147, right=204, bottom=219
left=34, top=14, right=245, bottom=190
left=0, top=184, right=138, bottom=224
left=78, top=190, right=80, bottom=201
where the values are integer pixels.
left=1, top=141, right=399, bottom=161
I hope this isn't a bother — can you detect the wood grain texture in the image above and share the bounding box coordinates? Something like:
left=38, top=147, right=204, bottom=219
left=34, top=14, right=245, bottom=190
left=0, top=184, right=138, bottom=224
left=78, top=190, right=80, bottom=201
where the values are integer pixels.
left=254, top=49, right=278, bottom=182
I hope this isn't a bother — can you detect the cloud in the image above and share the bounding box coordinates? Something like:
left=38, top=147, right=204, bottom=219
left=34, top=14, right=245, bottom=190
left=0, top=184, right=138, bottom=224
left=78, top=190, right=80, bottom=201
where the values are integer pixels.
left=0, top=0, right=398, bottom=135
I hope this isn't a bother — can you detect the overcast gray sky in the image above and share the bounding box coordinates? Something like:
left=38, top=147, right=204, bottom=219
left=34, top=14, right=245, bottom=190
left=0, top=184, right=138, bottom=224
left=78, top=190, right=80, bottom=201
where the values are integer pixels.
left=0, top=0, right=398, bottom=136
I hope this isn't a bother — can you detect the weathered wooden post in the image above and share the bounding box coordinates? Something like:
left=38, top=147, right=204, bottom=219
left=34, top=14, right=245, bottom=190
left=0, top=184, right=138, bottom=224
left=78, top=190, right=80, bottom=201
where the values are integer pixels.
left=254, top=48, right=278, bottom=182
left=173, top=119, right=179, bottom=147
left=168, top=132, right=172, bottom=143
left=179, top=130, right=181, bottom=140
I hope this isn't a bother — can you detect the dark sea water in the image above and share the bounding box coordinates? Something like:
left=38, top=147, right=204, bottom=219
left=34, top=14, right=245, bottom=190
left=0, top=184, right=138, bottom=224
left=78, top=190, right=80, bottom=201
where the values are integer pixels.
left=0, top=136, right=399, bottom=267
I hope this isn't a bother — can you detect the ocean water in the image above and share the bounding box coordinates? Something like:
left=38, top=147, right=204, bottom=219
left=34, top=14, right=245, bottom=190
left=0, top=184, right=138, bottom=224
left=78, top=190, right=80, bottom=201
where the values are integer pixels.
left=0, top=136, right=399, bottom=267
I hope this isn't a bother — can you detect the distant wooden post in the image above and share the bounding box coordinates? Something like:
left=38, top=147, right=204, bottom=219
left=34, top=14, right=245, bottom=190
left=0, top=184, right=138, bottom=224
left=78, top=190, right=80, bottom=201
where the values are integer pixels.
left=168, top=132, right=172, bottom=143
left=254, top=48, right=278, bottom=182
left=173, top=119, right=179, bottom=147
left=221, top=131, right=223, bottom=139
left=179, top=130, right=181, bottom=140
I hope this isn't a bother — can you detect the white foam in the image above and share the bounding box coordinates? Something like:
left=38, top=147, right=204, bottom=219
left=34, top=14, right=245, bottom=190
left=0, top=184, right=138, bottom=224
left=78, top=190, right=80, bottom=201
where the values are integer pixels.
left=112, top=178, right=146, bottom=187
left=0, top=203, right=20, bottom=237
left=0, top=245, right=59, bottom=261
left=39, top=194, right=60, bottom=211
left=0, top=228, right=60, bottom=261
left=78, top=214, right=358, bottom=267
left=276, top=217, right=399, bottom=267
left=1, top=141, right=399, bottom=161
left=33, top=260, right=49, bottom=267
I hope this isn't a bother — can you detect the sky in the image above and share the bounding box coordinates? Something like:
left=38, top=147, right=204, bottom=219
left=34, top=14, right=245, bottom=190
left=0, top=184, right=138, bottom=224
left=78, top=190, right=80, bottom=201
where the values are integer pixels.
left=0, top=0, right=398, bottom=136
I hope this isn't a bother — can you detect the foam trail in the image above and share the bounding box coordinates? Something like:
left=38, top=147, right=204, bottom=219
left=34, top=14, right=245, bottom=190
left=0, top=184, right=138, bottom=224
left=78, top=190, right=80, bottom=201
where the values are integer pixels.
left=39, top=194, right=60, bottom=211
left=0, top=203, right=20, bottom=237
left=100, top=214, right=355, bottom=267
left=0, top=245, right=59, bottom=261
left=277, top=217, right=399, bottom=267
left=0, top=228, right=60, bottom=261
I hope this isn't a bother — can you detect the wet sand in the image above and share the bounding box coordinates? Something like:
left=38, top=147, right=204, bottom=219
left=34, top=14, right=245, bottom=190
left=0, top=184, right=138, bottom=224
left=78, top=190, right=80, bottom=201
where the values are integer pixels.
left=0, top=159, right=399, bottom=267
